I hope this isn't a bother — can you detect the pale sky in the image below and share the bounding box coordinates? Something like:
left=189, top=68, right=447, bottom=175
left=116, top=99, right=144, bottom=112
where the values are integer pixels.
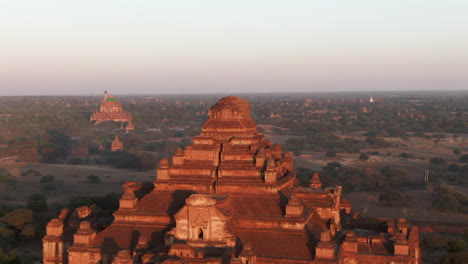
left=1, top=1, right=467, bottom=95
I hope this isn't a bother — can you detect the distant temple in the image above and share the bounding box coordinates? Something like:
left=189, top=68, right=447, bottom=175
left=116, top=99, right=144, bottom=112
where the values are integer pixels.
left=44, top=96, right=420, bottom=264
left=111, top=136, right=124, bottom=152
left=90, top=91, right=133, bottom=129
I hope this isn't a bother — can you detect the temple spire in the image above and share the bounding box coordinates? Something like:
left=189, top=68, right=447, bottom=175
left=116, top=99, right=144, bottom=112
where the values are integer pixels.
left=310, top=172, right=322, bottom=189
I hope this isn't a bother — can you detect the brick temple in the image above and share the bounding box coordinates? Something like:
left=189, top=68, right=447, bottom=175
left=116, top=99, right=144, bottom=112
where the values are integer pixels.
left=111, top=136, right=124, bottom=152
left=90, top=91, right=133, bottom=129
left=44, top=96, right=420, bottom=264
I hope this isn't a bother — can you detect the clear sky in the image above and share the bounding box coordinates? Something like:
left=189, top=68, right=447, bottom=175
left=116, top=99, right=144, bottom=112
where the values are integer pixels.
left=1, top=1, right=467, bottom=95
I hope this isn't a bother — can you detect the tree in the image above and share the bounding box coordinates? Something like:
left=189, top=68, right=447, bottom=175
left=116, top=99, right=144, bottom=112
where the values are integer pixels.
left=359, top=153, right=369, bottom=161
left=459, top=154, right=468, bottom=163
left=379, top=189, right=412, bottom=206
left=0, top=249, right=20, bottom=264
left=448, top=163, right=461, bottom=172
left=438, top=251, right=468, bottom=264
left=448, top=239, right=466, bottom=253
left=40, top=175, right=55, bottom=183
left=27, top=193, right=47, bottom=211
left=430, top=157, right=447, bottom=166
left=453, top=149, right=461, bottom=155
left=87, top=175, right=101, bottom=184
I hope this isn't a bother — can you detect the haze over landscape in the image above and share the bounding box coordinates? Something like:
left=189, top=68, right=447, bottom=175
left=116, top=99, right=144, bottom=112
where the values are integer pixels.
left=1, top=0, right=468, bottom=95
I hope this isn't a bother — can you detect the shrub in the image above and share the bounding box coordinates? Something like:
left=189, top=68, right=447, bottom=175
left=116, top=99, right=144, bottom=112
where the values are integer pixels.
left=87, top=175, right=101, bottom=184
left=0, top=249, right=20, bottom=264
left=359, top=153, right=369, bottom=161
left=0, top=174, right=11, bottom=184
left=438, top=251, right=468, bottom=264
left=399, top=152, right=415, bottom=159
left=379, top=189, right=412, bottom=206
left=447, top=163, right=461, bottom=172
left=325, top=151, right=336, bottom=158
left=459, top=154, right=468, bottom=163
left=430, top=157, right=447, bottom=166
left=448, top=239, right=466, bottom=253
left=40, top=175, right=55, bottom=183
left=27, top=193, right=47, bottom=211
left=43, top=184, right=57, bottom=192
left=422, top=234, right=449, bottom=250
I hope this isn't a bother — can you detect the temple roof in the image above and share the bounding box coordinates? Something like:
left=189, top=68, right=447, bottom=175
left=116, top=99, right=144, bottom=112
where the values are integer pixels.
left=201, top=96, right=257, bottom=140
left=209, top=96, right=251, bottom=119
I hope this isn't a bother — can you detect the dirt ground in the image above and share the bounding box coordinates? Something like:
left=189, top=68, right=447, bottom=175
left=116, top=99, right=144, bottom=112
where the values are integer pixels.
left=293, top=134, right=468, bottom=224
left=0, top=163, right=154, bottom=209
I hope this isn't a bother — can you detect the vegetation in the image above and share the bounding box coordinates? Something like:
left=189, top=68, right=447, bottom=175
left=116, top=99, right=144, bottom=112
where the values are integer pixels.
left=27, top=194, right=47, bottom=211
left=432, top=183, right=468, bottom=213
left=39, top=175, right=54, bottom=183
left=379, top=189, right=413, bottom=206
left=87, top=175, right=101, bottom=184
left=68, top=192, right=122, bottom=211
left=0, top=249, right=19, bottom=264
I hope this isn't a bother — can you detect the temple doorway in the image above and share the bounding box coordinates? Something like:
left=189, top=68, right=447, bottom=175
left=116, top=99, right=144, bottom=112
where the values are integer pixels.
left=198, top=228, right=204, bottom=239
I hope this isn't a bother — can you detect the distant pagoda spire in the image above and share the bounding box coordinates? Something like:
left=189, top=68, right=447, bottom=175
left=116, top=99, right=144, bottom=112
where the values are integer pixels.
left=111, top=135, right=124, bottom=152
left=310, top=172, right=322, bottom=189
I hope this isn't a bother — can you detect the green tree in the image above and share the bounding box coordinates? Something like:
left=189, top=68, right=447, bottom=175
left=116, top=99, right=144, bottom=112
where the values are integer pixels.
left=40, top=175, right=55, bottom=183
left=459, top=154, right=468, bottom=163
left=430, top=157, right=448, bottom=166
left=87, top=175, right=101, bottom=184
left=0, top=249, right=20, bottom=264
left=27, top=193, right=47, bottom=211
left=448, top=239, right=466, bottom=253
left=359, top=153, right=369, bottom=161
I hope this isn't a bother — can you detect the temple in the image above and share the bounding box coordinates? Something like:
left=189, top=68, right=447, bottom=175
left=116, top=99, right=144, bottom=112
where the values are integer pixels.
left=111, top=136, right=124, bottom=152
left=90, top=91, right=133, bottom=129
left=44, top=96, right=420, bottom=264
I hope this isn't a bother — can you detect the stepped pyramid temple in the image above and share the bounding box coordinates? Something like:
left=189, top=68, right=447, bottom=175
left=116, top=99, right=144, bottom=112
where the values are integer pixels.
left=90, top=91, right=134, bottom=129
left=44, top=96, right=420, bottom=264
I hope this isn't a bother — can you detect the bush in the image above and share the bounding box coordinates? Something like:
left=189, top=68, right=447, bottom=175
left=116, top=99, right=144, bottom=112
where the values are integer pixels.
left=399, top=152, right=415, bottom=159
left=379, top=189, right=412, bottom=206
left=87, top=175, right=101, bottom=184
left=422, top=234, right=449, bottom=250
left=27, top=194, right=47, bottom=211
left=40, top=175, right=54, bottom=183
left=430, top=157, right=448, bottom=166
left=42, top=183, right=57, bottom=192
left=380, top=165, right=408, bottom=187
left=325, top=151, right=336, bottom=158
left=0, top=174, right=11, bottom=184
left=104, top=151, right=142, bottom=169
left=359, top=153, right=369, bottom=161
left=448, top=239, right=466, bottom=253
left=459, top=154, right=468, bottom=163
left=0, top=249, right=20, bottom=264
left=438, top=251, right=468, bottom=264
left=448, top=163, right=461, bottom=172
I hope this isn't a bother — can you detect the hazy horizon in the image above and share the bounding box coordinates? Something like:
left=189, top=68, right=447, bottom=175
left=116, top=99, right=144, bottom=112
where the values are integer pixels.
left=1, top=1, right=467, bottom=95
